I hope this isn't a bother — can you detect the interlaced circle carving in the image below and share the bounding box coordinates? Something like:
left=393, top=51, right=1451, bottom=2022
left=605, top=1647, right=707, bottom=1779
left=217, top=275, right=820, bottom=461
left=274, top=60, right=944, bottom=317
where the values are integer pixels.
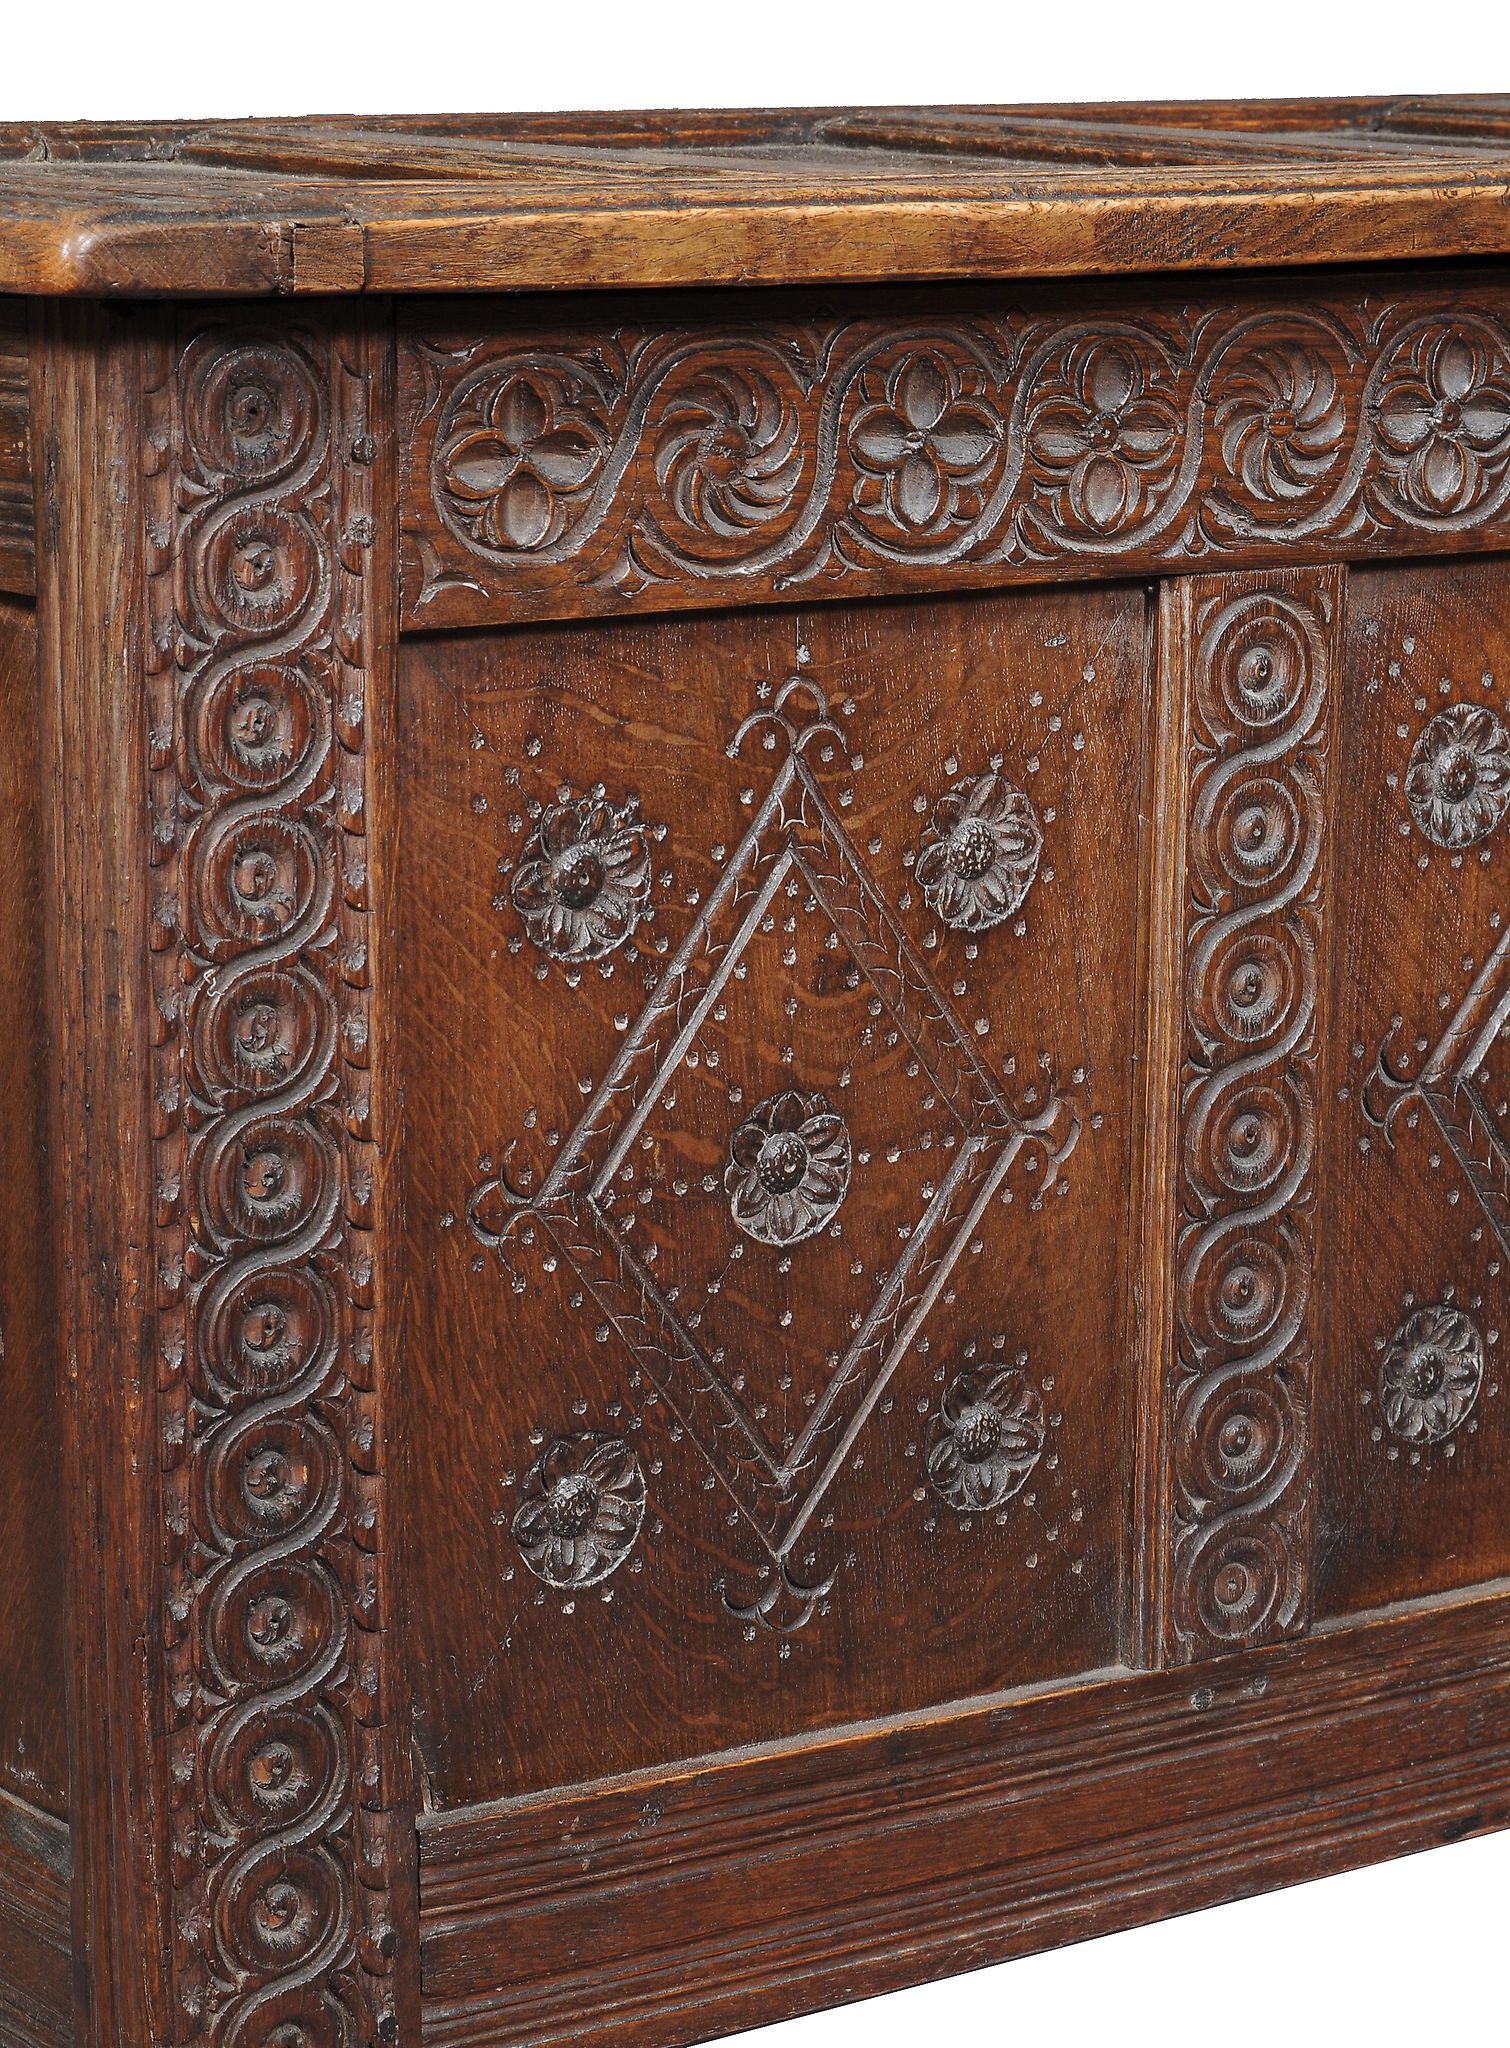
left=146, top=323, right=396, bottom=2045
left=1167, top=577, right=1332, bottom=1662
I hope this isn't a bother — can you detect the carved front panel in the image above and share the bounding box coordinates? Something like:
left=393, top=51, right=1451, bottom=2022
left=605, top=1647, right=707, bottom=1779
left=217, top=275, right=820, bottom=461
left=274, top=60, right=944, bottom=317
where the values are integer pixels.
left=1317, top=556, right=1510, bottom=1617
left=396, top=586, right=1146, bottom=1805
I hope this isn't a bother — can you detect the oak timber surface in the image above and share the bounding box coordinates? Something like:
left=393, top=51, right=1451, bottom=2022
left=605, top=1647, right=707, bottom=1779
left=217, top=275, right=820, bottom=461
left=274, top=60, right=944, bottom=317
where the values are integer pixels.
left=397, top=586, right=1144, bottom=1805
left=0, top=99, right=1508, bottom=295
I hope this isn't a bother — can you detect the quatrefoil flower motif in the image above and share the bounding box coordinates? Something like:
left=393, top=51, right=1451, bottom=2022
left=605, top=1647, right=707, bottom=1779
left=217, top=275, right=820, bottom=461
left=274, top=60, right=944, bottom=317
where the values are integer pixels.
left=725, top=1090, right=851, bottom=1247
left=1024, top=338, right=1182, bottom=536
left=926, top=1364, right=1046, bottom=1513
left=512, top=1434, right=647, bottom=1588
left=510, top=794, right=653, bottom=962
left=850, top=352, right=999, bottom=533
left=1374, top=329, right=1510, bottom=517
left=1377, top=1303, right=1483, bottom=1447
left=914, top=773, right=1044, bottom=932
left=442, top=372, right=605, bottom=552
left=1405, top=701, right=1510, bottom=849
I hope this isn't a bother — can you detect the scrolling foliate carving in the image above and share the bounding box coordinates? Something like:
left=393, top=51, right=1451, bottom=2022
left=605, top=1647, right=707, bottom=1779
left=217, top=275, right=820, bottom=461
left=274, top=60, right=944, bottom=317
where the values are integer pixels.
left=145, top=321, right=399, bottom=2045
left=1162, top=571, right=1336, bottom=1664
left=404, top=287, right=1510, bottom=627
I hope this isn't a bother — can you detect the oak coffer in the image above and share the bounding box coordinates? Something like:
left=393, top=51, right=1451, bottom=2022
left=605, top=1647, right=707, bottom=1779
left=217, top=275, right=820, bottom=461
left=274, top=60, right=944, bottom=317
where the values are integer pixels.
left=2, top=97, right=1510, bottom=2048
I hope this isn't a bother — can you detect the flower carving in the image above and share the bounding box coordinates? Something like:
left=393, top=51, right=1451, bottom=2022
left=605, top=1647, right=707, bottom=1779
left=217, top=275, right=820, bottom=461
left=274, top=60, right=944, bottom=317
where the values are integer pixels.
left=512, top=1433, right=647, bottom=1588
left=1405, top=702, right=1510, bottom=848
left=653, top=363, right=806, bottom=545
left=509, top=793, right=653, bottom=962
left=440, top=369, right=606, bottom=552
left=1212, top=342, right=1347, bottom=506
left=1373, top=326, right=1510, bottom=518
left=725, top=1090, right=851, bottom=1247
left=927, top=1364, right=1046, bottom=1512
left=914, top=773, right=1044, bottom=932
left=1377, top=1303, right=1484, bottom=1446
left=1023, top=336, right=1182, bottom=537
left=850, top=349, right=1000, bottom=536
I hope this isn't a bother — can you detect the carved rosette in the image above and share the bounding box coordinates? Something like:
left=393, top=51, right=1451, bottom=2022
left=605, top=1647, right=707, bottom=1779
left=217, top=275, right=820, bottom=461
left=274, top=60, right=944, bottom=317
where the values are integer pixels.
left=511, top=1433, right=647, bottom=1588
left=145, top=323, right=397, bottom=2044
left=1404, top=701, right=1510, bottom=848
left=926, top=1363, right=1046, bottom=1513
left=1377, top=1302, right=1485, bottom=1446
left=1165, top=575, right=1333, bottom=1662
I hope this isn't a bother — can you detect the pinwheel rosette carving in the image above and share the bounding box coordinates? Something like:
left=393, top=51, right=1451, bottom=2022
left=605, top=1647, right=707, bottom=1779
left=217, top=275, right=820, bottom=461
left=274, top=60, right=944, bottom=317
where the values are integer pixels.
left=651, top=359, right=808, bottom=552
left=1210, top=339, right=1349, bottom=510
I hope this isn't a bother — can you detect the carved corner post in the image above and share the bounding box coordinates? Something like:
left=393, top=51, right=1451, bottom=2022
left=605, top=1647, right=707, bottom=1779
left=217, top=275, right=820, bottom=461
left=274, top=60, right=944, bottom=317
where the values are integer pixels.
left=32, top=302, right=418, bottom=2047
left=1141, top=568, right=1339, bottom=1667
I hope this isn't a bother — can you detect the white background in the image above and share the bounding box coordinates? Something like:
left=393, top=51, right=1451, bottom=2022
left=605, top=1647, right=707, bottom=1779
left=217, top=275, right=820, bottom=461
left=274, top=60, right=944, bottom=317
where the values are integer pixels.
left=3, top=6, right=1508, bottom=2045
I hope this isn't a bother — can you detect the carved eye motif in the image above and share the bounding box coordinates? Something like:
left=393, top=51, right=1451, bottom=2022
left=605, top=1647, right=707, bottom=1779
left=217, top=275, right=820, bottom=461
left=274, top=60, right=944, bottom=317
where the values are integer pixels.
left=914, top=773, right=1043, bottom=932
left=509, top=793, right=653, bottom=962
left=1377, top=1301, right=1484, bottom=1446
left=511, top=1433, right=647, bottom=1589
left=724, top=1089, right=852, bottom=1247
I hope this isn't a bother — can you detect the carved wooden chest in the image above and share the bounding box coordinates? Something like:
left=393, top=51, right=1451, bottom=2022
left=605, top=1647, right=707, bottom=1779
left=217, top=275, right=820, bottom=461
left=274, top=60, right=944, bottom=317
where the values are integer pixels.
left=3, top=98, right=1510, bottom=2048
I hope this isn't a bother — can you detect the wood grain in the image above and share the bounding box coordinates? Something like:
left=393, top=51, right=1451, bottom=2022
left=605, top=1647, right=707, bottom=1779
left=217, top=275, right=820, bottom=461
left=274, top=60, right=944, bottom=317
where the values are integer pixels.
left=31, top=298, right=166, bottom=2048
left=9, top=94, right=1510, bottom=2048
left=0, top=304, right=31, bottom=594
left=0, top=104, right=1509, bottom=295
left=417, top=1587, right=1510, bottom=2048
left=0, top=597, right=66, bottom=1820
left=396, top=585, right=1147, bottom=1807
left=0, top=1790, right=71, bottom=2048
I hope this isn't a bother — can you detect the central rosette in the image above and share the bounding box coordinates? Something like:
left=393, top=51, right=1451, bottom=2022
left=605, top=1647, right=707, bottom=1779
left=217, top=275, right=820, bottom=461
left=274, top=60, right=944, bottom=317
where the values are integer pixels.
left=725, top=1089, right=852, bottom=1247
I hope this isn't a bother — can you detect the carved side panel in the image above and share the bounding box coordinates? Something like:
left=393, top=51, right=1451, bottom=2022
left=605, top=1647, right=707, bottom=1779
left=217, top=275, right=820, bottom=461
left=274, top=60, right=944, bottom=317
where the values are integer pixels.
left=1155, top=568, right=1337, bottom=1664
left=144, top=319, right=404, bottom=2045
left=400, top=279, right=1510, bottom=630
left=1318, top=555, right=1510, bottom=1616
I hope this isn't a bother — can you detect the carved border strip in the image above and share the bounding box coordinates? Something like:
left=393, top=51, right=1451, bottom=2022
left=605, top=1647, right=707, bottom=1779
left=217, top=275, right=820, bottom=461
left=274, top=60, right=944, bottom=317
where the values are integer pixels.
left=1158, top=568, right=1336, bottom=1663
left=145, top=318, right=399, bottom=2045
left=402, top=281, right=1510, bottom=628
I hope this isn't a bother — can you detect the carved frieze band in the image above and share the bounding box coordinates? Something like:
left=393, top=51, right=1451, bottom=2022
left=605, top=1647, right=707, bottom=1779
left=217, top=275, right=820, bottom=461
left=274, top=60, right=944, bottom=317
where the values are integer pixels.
left=1159, top=569, right=1336, bottom=1664
left=145, top=321, right=399, bottom=2044
left=402, top=285, right=1510, bottom=628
